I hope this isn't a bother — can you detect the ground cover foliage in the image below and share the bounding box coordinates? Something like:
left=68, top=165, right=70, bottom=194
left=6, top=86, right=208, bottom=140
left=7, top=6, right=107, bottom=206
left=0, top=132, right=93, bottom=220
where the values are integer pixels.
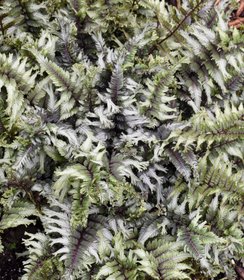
left=0, top=0, right=243, bottom=279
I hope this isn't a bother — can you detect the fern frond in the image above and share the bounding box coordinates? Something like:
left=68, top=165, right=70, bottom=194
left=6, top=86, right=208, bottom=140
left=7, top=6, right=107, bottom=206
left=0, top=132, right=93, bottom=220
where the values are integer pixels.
left=107, top=62, right=124, bottom=105
left=32, top=51, right=82, bottom=119
left=179, top=19, right=244, bottom=108
left=0, top=53, right=38, bottom=123
left=138, top=214, right=165, bottom=245
left=52, top=164, right=91, bottom=201
left=0, top=201, right=38, bottom=230
left=0, top=53, right=36, bottom=91
left=22, top=232, right=64, bottom=280
left=139, top=63, right=179, bottom=124
left=171, top=102, right=244, bottom=159
left=144, top=238, right=191, bottom=280
left=0, top=0, right=48, bottom=35
left=43, top=200, right=106, bottom=276
left=166, top=148, right=191, bottom=181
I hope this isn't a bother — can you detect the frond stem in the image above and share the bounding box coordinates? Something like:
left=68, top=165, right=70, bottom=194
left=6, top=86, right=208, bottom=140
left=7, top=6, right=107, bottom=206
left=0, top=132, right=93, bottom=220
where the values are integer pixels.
left=148, top=0, right=207, bottom=54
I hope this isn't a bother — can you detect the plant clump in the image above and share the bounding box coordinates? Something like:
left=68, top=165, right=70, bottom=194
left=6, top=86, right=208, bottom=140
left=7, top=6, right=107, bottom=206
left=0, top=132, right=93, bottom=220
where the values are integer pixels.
left=0, top=0, right=243, bottom=279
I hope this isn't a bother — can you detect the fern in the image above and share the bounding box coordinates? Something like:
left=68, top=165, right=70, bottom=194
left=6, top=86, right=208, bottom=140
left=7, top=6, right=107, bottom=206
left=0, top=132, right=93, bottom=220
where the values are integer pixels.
left=139, top=238, right=191, bottom=280
left=32, top=52, right=80, bottom=119
left=22, top=233, right=64, bottom=280
left=0, top=0, right=48, bottom=36
left=179, top=20, right=244, bottom=108
left=0, top=53, right=37, bottom=126
left=0, top=0, right=243, bottom=279
left=42, top=200, right=106, bottom=277
left=0, top=200, right=38, bottom=230
left=139, top=65, right=178, bottom=125
left=169, top=102, right=244, bottom=162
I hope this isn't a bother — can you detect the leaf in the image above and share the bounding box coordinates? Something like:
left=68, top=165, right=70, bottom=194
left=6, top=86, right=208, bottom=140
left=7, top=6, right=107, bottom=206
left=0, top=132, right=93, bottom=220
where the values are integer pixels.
left=166, top=148, right=191, bottom=181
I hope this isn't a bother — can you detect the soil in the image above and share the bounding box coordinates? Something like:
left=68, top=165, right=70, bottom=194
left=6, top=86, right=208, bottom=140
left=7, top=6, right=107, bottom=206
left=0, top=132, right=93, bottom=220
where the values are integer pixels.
left=0, top=227, right=26, bottom=279
left=0, top=223, right=40, bottom=280
left=0, top=249, right=24, bottom=280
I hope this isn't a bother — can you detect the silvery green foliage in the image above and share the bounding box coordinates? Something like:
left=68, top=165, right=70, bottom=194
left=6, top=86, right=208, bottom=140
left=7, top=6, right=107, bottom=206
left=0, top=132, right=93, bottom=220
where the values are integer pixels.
left=0, top=0, right=243, bottom=279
